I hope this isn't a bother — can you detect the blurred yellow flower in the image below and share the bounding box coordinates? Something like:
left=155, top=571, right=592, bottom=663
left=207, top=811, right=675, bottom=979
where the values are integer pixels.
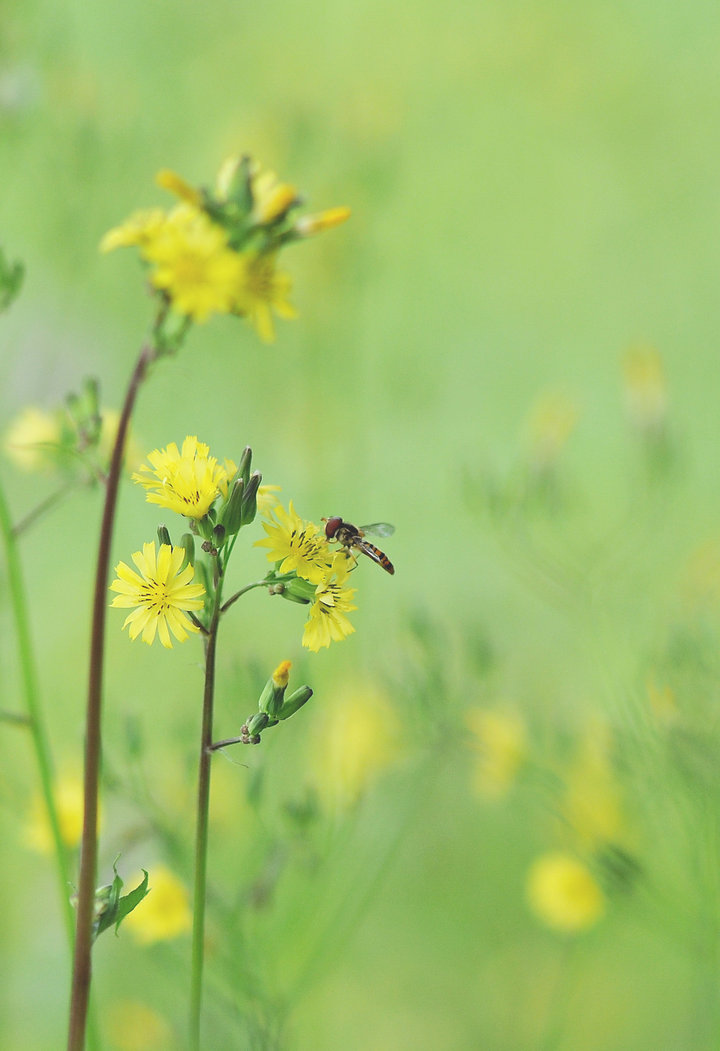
left=622, top=344, right=668, bottom=432
left=465, top=708, right=527, bottom=799
left=525, top=389, right=579, bottom=471
left=526, top=852, right=605, bottom=933
left=295, top=206, right=352, bottom=237
left=561, top=721, right=626, bottom=851
left=25, top=775, right=100, bottom=853
left=250, top=166, right=298, bottom=225
left=132, top=435, right=232, bottom=520
left=3, top=406, right=62, bottom=472
left=98, top=409, right=144, bottom=474
left=144, top=204, right=244, bottom=323
left=105, top=1000, right=173, bottom=1051
left=123, top=864, right=192, bottom=945
left=155, top=167, right=203, bottom=207
left=307, top=687, right=401, bottom=812
left=233, top=251, right=297, bottom=343
left=99, top=208, right=167, bottom=253
left=109, top=541, right=206, bottom=648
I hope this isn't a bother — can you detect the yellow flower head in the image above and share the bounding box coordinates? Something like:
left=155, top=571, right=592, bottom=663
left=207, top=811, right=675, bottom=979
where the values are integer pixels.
left=622, top=344, right=668, bottom=431
left=123, top=864, right=192, bottom=944
left=302, top=557, right=357, bottom=652
left=132, top=435, right=232, bottom=520
left=144, top=204, right=245, bottom=322
left=99, top=208, right=167, bottom=253
left=155, top=168, right=203, bottom=207
left=250, top=166, right=298, bottom=225
left=109, top=541, right=205, bottom=648
left=526, top=852, right=605, bottom=933
left=272, top=659, right=292, bottom=687
left=3, top=406, right=63, bottom=472
left=295, top=206, right=352, bottom=237
left=105, top=1000, right=173, bottom=1051
left=307, top=686, right=401, bottom=812
left=465, top=708, right=527, bottom=799
left=25, top=775, right=100, bottom=853
left=233, top=252, right=297, bottom=343
left=255, top=500, right=332, bottom=583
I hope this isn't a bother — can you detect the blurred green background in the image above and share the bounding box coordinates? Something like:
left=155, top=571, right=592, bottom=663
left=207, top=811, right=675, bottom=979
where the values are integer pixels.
left=3, top=0, right=720, bottom=1047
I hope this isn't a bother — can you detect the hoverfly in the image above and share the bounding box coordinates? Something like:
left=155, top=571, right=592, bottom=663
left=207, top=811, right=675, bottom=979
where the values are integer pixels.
left=323, top=516, right=395, bottom=575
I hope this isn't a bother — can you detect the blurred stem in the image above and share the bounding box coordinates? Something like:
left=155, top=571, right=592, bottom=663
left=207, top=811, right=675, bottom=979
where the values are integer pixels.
left=67, top=343, right=154, bottom=1051
left=0, top=474, right=75, bottom=943
left=190, top=591, right=222, bottom=1051
left=12, top=482, right=77, bottom=537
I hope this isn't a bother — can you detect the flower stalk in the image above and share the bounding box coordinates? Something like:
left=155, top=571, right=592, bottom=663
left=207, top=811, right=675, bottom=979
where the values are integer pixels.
left=67, top=343, right=154, bottom=1051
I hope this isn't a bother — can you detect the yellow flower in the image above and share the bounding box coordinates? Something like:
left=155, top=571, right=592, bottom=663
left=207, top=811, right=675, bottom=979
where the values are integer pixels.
left=250, top=166, right=298, bottom=224
left=109, top=541, right=205, bottom=648
left=465, top=708, right=527, bottom=799
left=123, top=864, right=192, bottom=944
left=233, top=252, right=297, bottom=343
left=25, top=775, right=100, bottom=853
left=255, top=500, right=332, bottom=583
left=3, top=406, right=63, bottom=472
left=132, top=435, right=232, bottom=520
left=257, top=483, right=281, bottom=515
left=105, top=1001, right=173, bottom=1051
left=302, top=556, right=357, bottom=652
left=99, top=208, right=167, bottom=253
left=144, top=204, right=245, bottom=322
left=295, top=206, right=351, bottom=237
left=307, top=686, right=401, bottom=812
left=622, top=344, right=668, bottom=431
left=526, top=852, right=605, bottom=933
left=155, top=168, right=203, bottom=207
left=561, top=721, right=626, bottom=851
left=525, top=389, right=579, bottom=471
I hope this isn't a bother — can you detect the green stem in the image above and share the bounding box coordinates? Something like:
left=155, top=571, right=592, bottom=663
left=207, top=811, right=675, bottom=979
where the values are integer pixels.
left=189, top=596, right=222, bottom=1051
left=67, top=344, right=154, bottom=1051
left=0, top=474, right=74, bottom=943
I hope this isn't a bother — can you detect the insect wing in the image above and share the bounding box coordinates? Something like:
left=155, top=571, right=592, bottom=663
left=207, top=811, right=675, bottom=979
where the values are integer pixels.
left=359, top=522, right=395, bottom=538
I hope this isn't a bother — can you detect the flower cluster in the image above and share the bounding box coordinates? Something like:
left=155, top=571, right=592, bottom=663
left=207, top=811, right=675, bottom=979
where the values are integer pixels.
left=256, top=501, right=358, bottom=652
left=101, top=157, right=350, bottom=340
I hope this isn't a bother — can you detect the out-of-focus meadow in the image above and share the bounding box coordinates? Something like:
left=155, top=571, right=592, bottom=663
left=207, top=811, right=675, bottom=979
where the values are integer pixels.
left=3, top=0, right=720, bottom=1047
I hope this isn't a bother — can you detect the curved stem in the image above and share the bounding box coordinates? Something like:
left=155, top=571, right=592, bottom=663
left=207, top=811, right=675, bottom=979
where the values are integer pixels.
left=67, top=344, right=154, bottom=1051
left=0, top=474, right=74, bottom=943
left=189, top=596, right=222, bottom=1051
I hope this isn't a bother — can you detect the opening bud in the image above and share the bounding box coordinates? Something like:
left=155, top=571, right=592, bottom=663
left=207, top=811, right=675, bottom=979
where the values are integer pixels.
left=241, top=470, right=262, bottom=526
left=157, top=524, right=172, bottom=548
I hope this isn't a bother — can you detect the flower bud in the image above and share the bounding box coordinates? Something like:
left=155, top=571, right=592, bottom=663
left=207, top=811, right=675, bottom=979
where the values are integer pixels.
left=237, top=446, right=252, bottom=487
left=246, top=711, right=270, bottom=736
left=179, top=533, right=195, bottom=569
left=295, top=206, right=351, bottom=237
left=241, top=470, right=262, bottom=526
left=278, top=576, right=315, bottom=604
left=157, top=524, right=172, bottom=548
left=212, top=523, right=226, bottom=547
left=218, top=479, right=244, bottom=535
left=278, top=685, right=313, bottom=721
left=258, top=660, right=291, bottom=718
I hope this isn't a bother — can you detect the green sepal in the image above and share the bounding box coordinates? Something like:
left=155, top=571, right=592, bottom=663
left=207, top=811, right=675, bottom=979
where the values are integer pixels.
left=179, top=533, right=195, bottom=569
left=279, top=685, right=313, bottom=720
left=93, top=861, right=149, bottom=941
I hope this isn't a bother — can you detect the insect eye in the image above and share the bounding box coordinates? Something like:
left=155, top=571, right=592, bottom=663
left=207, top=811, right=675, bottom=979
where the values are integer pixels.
left=324, top=516, right=342, bottom=539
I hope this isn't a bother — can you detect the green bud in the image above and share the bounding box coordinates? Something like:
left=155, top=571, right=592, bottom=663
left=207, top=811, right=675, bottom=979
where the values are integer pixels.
left=179, top=533, right=195, bottom=569
left=279, top=685, right=313, bottom=721
left=83, top=377, right=100, bottom=421
left=257, top=661, right=291, bottom=718
left=218, top=478, right=244, bottom=536
left=279, top=576, right=316, bottom=604
left=212, top=523, right=226, bottom=547
left=237, top=446, right=252, bottom=487
left=246, top=711, right=270, bottom=736
left=241, top=470, right=262, bottom=526
left=157, top=524, right=172, bottom=548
